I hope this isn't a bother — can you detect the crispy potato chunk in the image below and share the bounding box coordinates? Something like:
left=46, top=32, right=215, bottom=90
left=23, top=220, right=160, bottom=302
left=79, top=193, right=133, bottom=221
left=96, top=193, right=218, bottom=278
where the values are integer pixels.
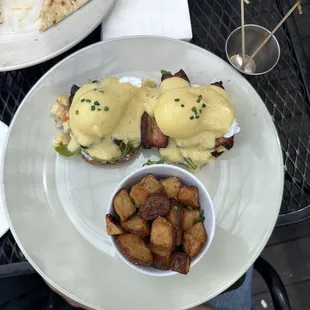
left=183, top=233, right=202, bottom=258
left=113, top=189, right=136, bottom=221
left=130, top=183, right=149, bottom=205
left=129, top=175, right=163, bottom=205
left=181, top=209, right=200, bottom=231
left=121, top=215, right=151, bottom=237
left=178, top=186, right=199, bottom=208
left=140, top=174, right=163, bottom=195
left=117, top=233, right=153, bottom=265
left=166, top=204, right=183, bottom=246
left=160, top=177, right=182, bottom=198
left=183, top=222, right=207, bottom=258
left=149, top=245, right=172, bottom=270
left=106, top=214, right=124, bottom=236
left=187, top=222, right=207, bottom=244
left=171, top=252, right=191, bottom=275
left=150, top=217, right=175, bottom=250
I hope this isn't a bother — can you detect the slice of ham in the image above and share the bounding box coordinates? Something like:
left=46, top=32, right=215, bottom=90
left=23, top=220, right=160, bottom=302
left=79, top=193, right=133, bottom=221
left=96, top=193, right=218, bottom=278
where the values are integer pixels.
left=141, top=112, right=169, bottom=149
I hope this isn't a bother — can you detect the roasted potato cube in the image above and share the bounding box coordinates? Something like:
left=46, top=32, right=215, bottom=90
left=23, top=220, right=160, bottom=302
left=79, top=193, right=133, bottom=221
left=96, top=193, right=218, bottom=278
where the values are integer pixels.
left=106, top=214, right=124, bottom=236
left=113, top=189, right=136, bottom=221
left=150, top=217, right=175, bottom=250
left=187, top=222, right=207, bottom=244
left=121, top=215, right=151, bottom=237
left=183, top=222, right=207, bottom=258
left=171, top=252, right=191, bottom=275
left=130, top=183, right=149, bottom=205
left=149, top=245, right=172, bottom=270
left=160, top=177, right=181, bottom=198
left=166, top=204, right=183, bottom=246
left=181, top=209, right=200, bottom=231
left=117, top=233, right=153, bottom=265
left=178, top=186, right=199, bottom=208
left=183, top=232, right=203, bottom=258
left=141, top=174, right=163, bottom=194
left=138, top=192, right=170, bottom=220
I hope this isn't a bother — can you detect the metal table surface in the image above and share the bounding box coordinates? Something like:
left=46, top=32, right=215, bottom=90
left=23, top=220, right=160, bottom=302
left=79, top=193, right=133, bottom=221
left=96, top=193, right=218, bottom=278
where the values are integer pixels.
left=0, top=0, right=309, bottom=285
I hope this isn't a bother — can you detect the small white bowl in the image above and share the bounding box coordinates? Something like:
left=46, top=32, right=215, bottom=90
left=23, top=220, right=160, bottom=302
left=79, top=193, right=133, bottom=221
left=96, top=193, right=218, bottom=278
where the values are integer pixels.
left=107, top=164, right=216, bottom=276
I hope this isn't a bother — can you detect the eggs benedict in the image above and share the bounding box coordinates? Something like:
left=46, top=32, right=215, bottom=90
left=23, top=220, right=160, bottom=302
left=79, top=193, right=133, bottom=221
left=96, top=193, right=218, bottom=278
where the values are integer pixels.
left=51, top=70, right=239, bottom=171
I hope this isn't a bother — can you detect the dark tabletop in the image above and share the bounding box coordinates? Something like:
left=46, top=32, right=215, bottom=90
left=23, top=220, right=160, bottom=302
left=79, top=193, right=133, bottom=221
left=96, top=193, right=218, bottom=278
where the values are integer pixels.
left=0, top=0, right=309, bottom=294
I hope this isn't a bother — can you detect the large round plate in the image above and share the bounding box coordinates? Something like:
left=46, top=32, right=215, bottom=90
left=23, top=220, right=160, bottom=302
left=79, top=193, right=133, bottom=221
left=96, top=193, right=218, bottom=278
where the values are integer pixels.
left=0, top=0, right=115, bottom=71
left=3, top=37, right=284, bottom=310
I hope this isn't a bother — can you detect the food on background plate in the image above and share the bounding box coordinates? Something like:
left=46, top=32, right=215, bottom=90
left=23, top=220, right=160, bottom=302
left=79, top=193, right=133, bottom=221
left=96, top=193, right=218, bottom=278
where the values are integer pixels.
left=51, top=69, right=240, bottom=171
left=0, top=0, right=90, bottom=31
left=40, top=0, right=90, bottom=31
left=106, top=174, right=207, bottom=275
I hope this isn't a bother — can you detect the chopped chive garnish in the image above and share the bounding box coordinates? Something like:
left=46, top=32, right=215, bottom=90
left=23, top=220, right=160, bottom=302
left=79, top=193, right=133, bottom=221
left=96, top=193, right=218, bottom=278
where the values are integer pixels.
left=81, top=99, right=85, bottom=102
left=98, top=108, right=101, bottom=111
left=99, top=90, right=104, bottom=93
left=190, top=116, right=194, bottom=120
left=181, top=104, right=185, bottom=107
left=195, top=115, right=200, bottom=119
left=94, top=88, right=97, bottom=91
left=94, top=101, right=100, bottom=106
left=191, top=107, right=196, bottom=112
left=76, top=110, right=79, bottom=115
left=174, top=98, right=180, bottom=102
left=86, top=99, right=91, bottom=103
left=104, top=106, right=109, bottom=111
left=199, top=109, right=202, bottom=114
left=91, top=106, right=95, bottom=111
left=202, top=103, right=206, bottom=108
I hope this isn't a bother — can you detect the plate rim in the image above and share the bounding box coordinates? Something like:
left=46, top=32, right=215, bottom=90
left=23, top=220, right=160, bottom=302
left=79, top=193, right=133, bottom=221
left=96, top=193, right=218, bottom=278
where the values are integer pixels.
left=2, top=35, right=284, bottom=309
left=0, top=0, right=116, bottom=72
left=0, top=121, right=9, bottom=238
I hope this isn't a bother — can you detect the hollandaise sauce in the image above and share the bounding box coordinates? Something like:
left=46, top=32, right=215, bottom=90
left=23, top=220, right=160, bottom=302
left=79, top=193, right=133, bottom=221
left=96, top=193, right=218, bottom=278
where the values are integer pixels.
left=54, top=74, right=236, bottom=169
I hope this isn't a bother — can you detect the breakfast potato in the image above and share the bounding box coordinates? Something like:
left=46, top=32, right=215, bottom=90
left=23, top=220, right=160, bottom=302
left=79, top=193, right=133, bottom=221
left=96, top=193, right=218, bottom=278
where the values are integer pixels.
left=113, top=189, right=137, bottom=221
left=170, top=252, right=191, bottom=275
left=140, top=174, right=163, bottom=195
left=183, top=232, right=202, bottom=258
left=178, top=186, right=199, bottom=208
left=187, top=222, right=207, bottom=244
left=130, top=183, right=149, bottom=205
left=149, top=245, right=172, bottom=270
left=181, top=209, right=200, bottom=231
left=183, top=222, right=207, bottom=258
left=166, top=203, right=183, bottom=246
left=121, top=215, right=151, bottom=237
left=106, top=214, right=124, bottom=236
left=150, top=217, right=175, bottom=250
left=160, top=177, right=181, bottom=198
left=117, top=233, right=153, bottom=265
left=138, top=192, right=170, bottom=220
left=129, top=174, right=163, bottom=205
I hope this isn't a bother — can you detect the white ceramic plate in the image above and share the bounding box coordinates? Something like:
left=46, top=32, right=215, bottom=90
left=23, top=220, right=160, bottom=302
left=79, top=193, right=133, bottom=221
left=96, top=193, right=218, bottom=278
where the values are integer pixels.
left=0, top=0, right=115, bottom=71
left=3, top=36, right=284, bottom=310
left=0, top=121, right=9, bottom=238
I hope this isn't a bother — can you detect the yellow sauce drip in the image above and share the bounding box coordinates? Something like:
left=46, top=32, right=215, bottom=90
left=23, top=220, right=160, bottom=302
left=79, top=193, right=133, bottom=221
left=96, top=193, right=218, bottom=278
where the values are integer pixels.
left=67, top=76, right=235, bottom=167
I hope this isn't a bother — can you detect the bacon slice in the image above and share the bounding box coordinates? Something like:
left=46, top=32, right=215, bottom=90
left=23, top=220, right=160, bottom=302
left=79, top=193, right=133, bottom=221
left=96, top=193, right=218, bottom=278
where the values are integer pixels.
left=215, top=136, right=234, bottom=150
left=211, top=151, right=224, bottom=158
left=211, top=81, right=224, bottom=89
left=141, top=112, right=169, bottom=149
left=161, top=69, right=190, bottom=83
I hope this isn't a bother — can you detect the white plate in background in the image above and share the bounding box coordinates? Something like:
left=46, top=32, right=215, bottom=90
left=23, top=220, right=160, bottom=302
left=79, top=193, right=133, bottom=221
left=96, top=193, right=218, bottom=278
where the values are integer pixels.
left=3, top=37, right=284, bottom=310
left=0, top=121, right=9, bottom=238
left=0, top=0, right=116, bottom=71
